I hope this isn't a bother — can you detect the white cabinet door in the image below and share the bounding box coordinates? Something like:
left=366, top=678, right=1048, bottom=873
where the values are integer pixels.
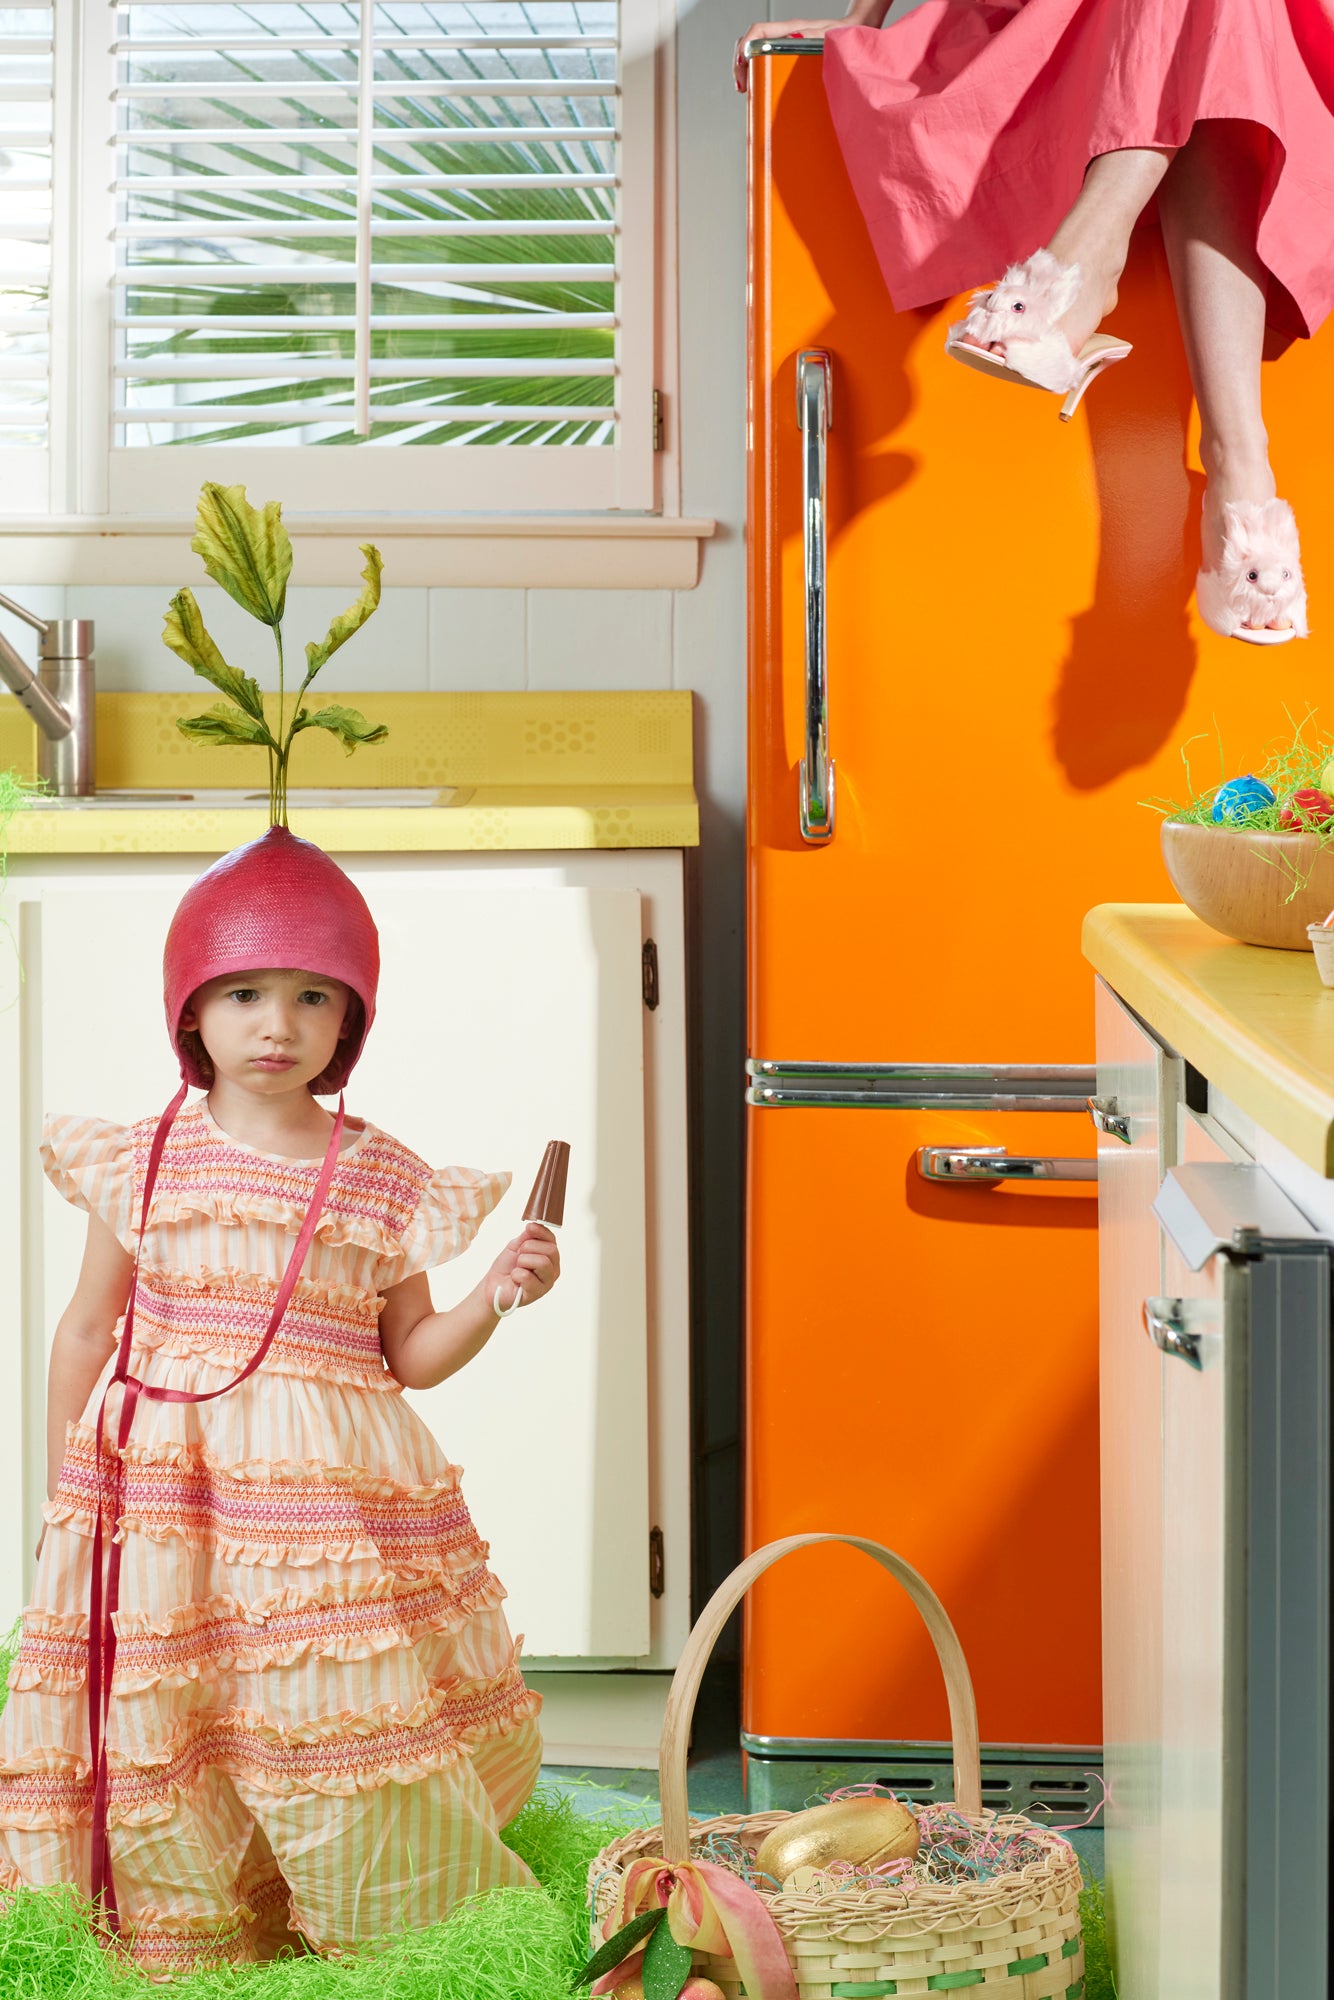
left=26, top=872, right=650, bottom=1660
left=1094, top=978, right=1181, bottom=2000
left=1156, top=1113, right=1233, bottom=2000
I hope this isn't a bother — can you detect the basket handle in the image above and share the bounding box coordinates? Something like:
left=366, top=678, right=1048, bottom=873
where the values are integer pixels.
left=659, top=1533, right=982, bottom=1861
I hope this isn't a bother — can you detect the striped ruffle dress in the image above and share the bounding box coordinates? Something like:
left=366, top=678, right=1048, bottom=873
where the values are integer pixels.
left=0, top=1101, right=543, bottom=1974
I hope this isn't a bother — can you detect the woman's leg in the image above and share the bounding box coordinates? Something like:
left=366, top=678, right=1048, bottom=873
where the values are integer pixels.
left=1157, top=120, right=1289, bottom=630
left=966, top=148, right=1174, bottom=358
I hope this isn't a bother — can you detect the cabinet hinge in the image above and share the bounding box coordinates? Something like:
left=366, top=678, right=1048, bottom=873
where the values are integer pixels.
left=642, top=937, right=659, bottom=1011
left=649, top=1526, right=665, bottom=1599
left=652, top=388, right=665, bottom=453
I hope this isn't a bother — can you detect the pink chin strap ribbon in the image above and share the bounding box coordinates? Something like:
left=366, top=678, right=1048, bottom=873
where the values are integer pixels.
left=86, top=1084, right=346, bottom=1929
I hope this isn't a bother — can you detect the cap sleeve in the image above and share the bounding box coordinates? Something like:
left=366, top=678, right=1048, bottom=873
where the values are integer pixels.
left=387, top=1165, right=512, bottom=1281
left=40, top=1114, right=137, bottom=1252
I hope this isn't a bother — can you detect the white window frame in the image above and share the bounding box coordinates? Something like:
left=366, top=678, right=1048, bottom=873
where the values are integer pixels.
left=6, top=0, right=685, bottom=552
left=0, top=1, right=55, bottom=514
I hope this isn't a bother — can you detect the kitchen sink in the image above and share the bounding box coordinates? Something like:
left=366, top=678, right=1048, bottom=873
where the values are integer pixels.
left=42, top=787, right=455, bottom=809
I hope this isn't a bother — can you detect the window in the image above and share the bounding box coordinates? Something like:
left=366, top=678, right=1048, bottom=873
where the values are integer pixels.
left=0, top=5, right=53, bottom=512
left=0, top=1, right=662, bottom=521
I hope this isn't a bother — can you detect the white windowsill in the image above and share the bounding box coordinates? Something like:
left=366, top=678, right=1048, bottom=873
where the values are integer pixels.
left=0, top=514, right=718, bottom=590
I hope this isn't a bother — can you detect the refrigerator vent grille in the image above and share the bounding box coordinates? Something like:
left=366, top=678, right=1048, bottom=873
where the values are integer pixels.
left=742, top=1747, right=1102, bottom=1829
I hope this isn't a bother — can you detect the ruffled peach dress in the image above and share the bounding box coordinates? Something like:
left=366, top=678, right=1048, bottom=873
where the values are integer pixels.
left=0, top=1100, right=543, bottom=1975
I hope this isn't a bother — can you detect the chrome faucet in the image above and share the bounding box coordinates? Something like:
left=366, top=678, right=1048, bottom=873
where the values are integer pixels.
left=0, top=592, right=96, bottom=796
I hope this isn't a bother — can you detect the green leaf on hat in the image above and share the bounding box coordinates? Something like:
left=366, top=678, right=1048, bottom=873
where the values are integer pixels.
left=162, top=588, right=268, bottom=723
left=302, top=544, right=384, bottom=682
left=291, top=704, right=390, bottom=756
left=190, top=481, right=292, bottom=628
left=642, top=1915, right=694, bottom=2000
left=176, top=703, right=275, bottom=748
left=572, top=1904, right=667, bottom=1989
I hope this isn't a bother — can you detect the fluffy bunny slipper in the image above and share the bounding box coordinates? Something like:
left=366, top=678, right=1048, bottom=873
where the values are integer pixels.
left=944, top=248, right=1133, bottom=422
left=1196, top=497, right=1308, bottom=646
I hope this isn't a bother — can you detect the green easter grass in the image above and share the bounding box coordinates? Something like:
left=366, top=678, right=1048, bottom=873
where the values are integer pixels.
left=0, top=1611, right=1113, bottom=1996
left=1143, top=709, right=1334, bottom=838
left=0, top=768, right=44, bottom=890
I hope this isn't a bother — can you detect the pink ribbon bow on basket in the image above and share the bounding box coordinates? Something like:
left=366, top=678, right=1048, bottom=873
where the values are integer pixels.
left=591, top=1857, right=797, bottom=2000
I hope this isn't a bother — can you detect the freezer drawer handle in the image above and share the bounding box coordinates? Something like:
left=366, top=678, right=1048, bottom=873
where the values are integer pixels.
left=747, top=1060, right=1097, bottom=1112
left=1087, top=1094, right=1132, bottom=1145
left=917, top=1145, right=1096, bottom=1184
left=797, top=349, right=835, bottom=845
left=1142, top=1296, right=1206, bottom=1370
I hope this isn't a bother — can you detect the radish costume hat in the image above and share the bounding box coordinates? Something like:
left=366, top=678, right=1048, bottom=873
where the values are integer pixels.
left=87, top=827, right=380, bottom=1930
left=163, top=823, right=379, bottom=1091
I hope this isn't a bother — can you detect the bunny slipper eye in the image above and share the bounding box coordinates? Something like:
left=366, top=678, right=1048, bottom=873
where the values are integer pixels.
left=1011, top=301, right=1025, bottom=313
left=1247, top=569, right=1259, bottom=582
left=1283, top=569, right=1292, bottom=580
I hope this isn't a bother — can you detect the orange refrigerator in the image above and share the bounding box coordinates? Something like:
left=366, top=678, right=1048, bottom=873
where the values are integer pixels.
left=742, top=40, right=1334, bottom=1802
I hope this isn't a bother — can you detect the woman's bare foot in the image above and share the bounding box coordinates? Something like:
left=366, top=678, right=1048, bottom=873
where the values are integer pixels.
left=961, top=146, right=1174, bottom=365
left=1199, top=449, right=1294, bottom=632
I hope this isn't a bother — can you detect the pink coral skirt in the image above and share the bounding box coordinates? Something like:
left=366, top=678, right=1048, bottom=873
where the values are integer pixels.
left=824, top=0, right=1334, bottom=336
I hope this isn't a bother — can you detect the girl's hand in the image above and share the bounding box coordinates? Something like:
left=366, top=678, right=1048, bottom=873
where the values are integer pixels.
left=734, top=8, right=888, bottom=94
left=487, top=1224, right=560, bottom=1315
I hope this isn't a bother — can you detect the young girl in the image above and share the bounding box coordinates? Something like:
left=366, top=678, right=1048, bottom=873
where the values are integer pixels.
left=0, top=826, right=559, bottom=1973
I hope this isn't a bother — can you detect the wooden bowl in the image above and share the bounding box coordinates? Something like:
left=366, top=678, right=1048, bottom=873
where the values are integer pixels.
left=1160, top=819, right=1334, bottom=949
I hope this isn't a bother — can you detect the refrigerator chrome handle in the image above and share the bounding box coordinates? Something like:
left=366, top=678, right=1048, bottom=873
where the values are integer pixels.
left=1087, top=1094, right=1132, bottom=1144
left=797, top=350, right=834, bottom=844
left=1142, top=1295, right=1219, bottom=1369
left=917, top=1146, right=1096, bottom=1184
left=744, top=36, right=825, bottom=58
left=746, top=1060, right=1097, bottom=1112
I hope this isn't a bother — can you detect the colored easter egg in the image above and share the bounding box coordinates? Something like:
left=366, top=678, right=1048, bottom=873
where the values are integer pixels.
left=754, top=1796, right=920, bottom=1887
left=1279, top=787, right=1334, bottom=829
left=1211, top=776, right=1275, bottom=824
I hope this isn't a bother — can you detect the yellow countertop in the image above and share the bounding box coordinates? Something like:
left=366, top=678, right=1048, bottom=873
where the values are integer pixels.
left=1083, top=903, right=1334, bottom=1176
left=0, top=691, right=698, bottom=852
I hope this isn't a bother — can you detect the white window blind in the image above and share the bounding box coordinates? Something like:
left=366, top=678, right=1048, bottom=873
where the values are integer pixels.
left=0, top=4, right=53, bottom=512
left=5, top=1, right=660, bottom=520
left=109, top=0, right=655, bottom=512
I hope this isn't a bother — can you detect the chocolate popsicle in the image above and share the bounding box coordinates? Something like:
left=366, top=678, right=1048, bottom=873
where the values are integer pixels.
left=523, top=1141, right=570, bottom=1228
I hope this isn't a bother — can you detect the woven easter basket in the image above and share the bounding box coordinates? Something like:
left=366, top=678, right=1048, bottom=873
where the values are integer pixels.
left=588, top=1534, right=1084, bottom=2000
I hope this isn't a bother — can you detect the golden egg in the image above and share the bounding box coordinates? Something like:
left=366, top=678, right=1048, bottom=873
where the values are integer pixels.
left=754, top=1797, right=920, bottom=1885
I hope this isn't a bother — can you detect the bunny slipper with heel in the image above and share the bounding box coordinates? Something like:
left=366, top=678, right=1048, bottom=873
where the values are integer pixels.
left=945, top=248, right=1133, bottom=422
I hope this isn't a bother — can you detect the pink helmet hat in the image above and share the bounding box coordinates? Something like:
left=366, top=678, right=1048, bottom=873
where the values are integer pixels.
left=163, top=825, right=380, bottom=1094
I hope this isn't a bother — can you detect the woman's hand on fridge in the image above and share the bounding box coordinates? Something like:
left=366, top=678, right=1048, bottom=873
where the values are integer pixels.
left=734, top=7, right=890, bottom=94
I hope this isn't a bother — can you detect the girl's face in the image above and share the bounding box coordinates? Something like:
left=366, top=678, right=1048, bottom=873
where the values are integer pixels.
left=181, top=968, right=353, bottom=1095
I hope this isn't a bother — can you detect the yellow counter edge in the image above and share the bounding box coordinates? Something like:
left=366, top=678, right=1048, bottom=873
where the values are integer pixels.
left=6, top=790, right=699, bottom=855
left=1083, top=902, right=1334, bottom=1178
left=1, top=691, right=699, bottom=852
